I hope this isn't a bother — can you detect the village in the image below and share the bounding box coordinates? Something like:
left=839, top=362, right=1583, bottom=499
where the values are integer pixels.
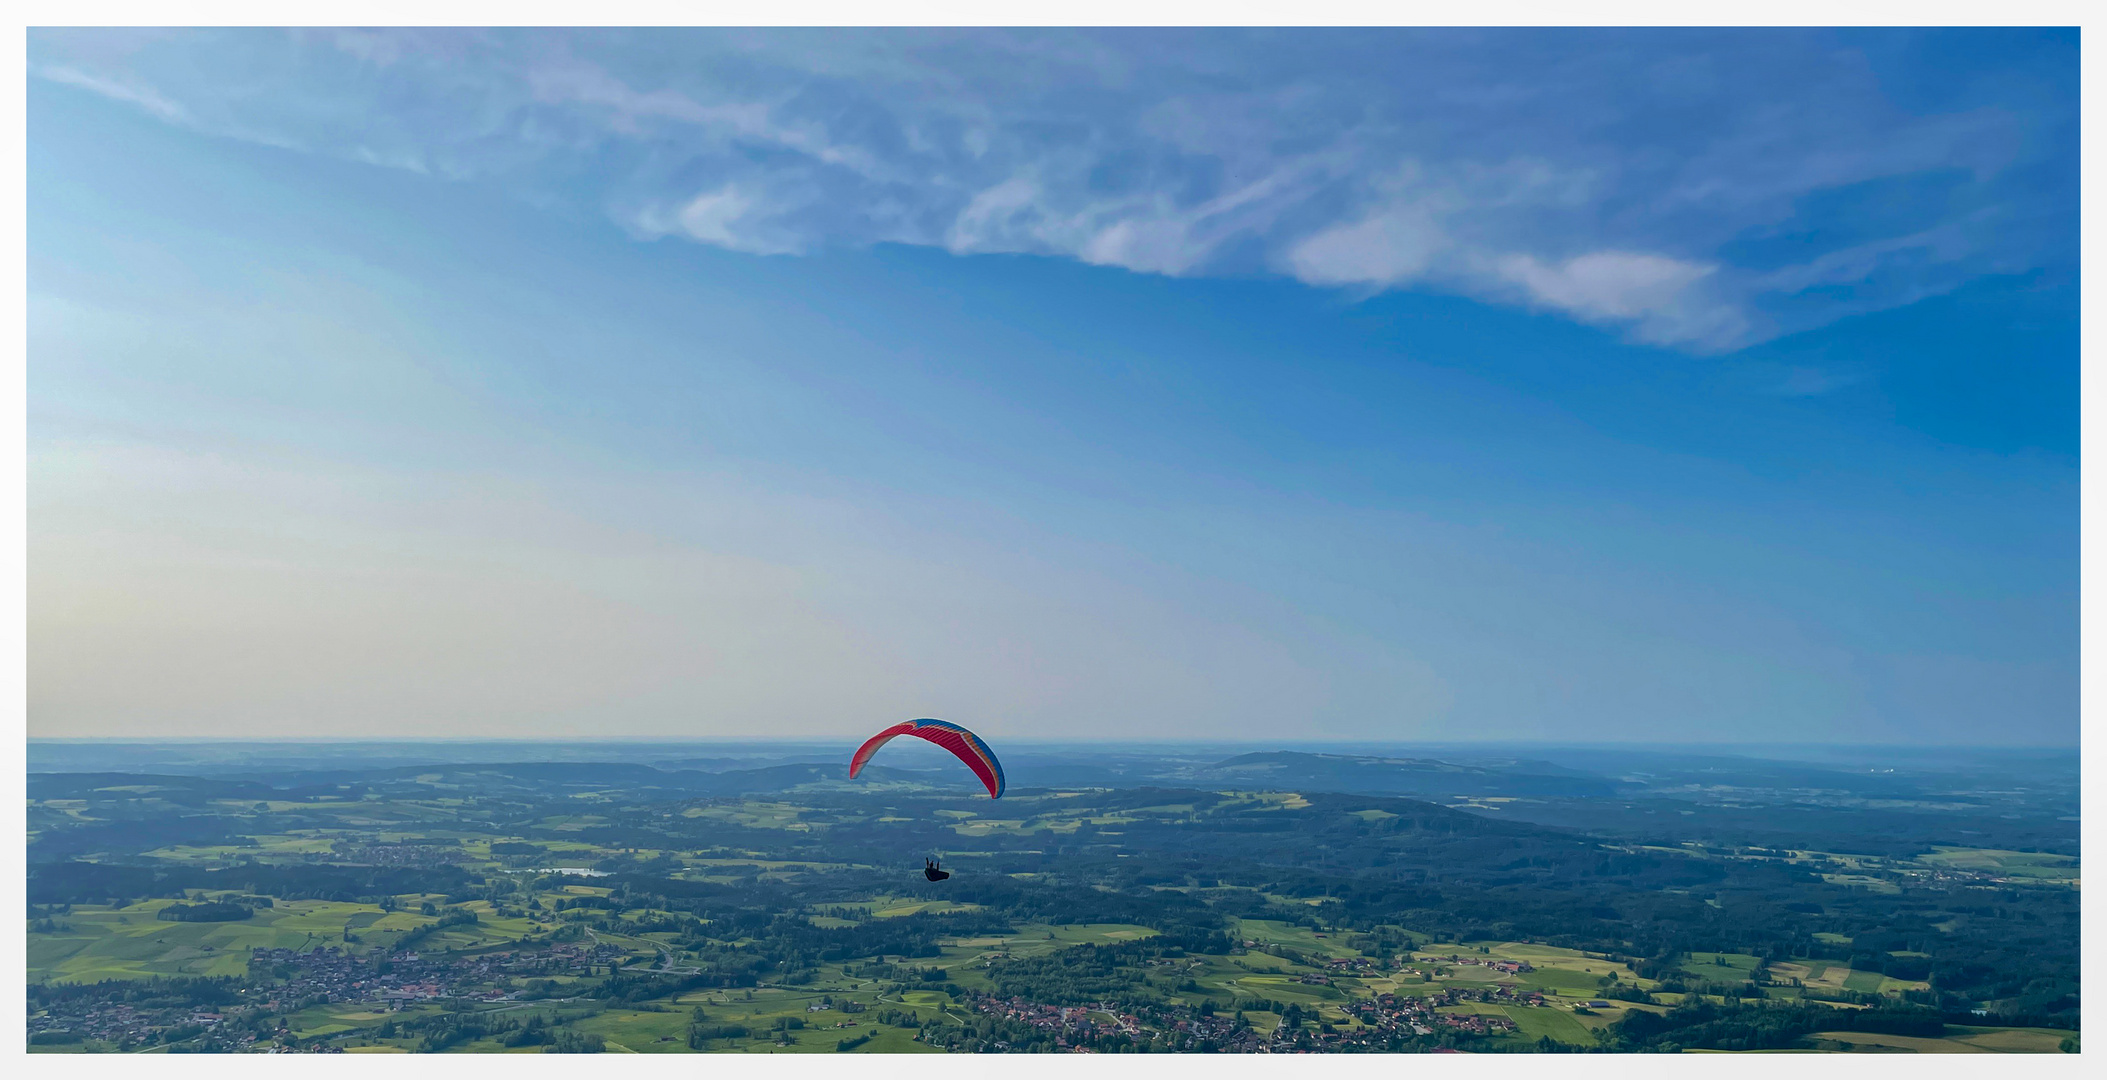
left=27, top=938, right=633, bottom=1052
left=242, top=940, right=629, bottom=1009
left=959, top=972, right=1535, bottom=1054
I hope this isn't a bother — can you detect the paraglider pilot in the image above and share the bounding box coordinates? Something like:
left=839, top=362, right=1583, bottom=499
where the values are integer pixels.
left=924, top=857, right=950, bottom=882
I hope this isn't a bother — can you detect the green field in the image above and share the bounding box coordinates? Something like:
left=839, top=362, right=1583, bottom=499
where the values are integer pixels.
left=264, top=991, right=958, bottom=1055
left=1919, top=847, right=2080, bottom=880
left=1495, top=1005, right=1597, bottom=1046
left=1765, top=957, right=1927, bottom=998
left=31, top=899, right=412, bottom=983
left=1840, top=969, right=1887, bottom=992
left=1234, top=919, right=1362, bottom=959
left=1814, top=1026, right=2070, bottom=1054
left=27, top=892, right=596, bottom=986
left=1678, top=951, right=1763, bottom=980
left=26, top=893, right=2062, bottom=1054
left=26, top=776, right=2074, bottom=1054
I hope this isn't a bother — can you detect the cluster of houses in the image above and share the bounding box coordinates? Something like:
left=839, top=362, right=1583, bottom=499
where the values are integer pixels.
left=32, top=934, right=652, bottom=1051
left=1346, top=989, right=1532, bottom=1040
left=488, top=941, right=628, bottom=977
left=28, top=1000, right=157, bottom=1045
left=963, top=995, right=1272, bottom=1053
left=242, top=939, right=626, bottom=1009
left=1422, top=954, right=1534, bottom=974
left=961, top=982, right=1555, bottom=1054
left=322, top=842, right=462, bottom=868
left=248, top=945, right=470, bottom=1007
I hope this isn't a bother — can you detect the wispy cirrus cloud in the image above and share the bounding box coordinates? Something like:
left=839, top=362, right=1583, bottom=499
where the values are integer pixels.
left=33, top=63, right=192, bottom=123
left=28, top=27, right=2076, bottom=352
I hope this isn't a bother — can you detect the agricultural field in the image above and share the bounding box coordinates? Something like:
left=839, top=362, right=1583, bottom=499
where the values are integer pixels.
left=1918, top=847, right=2080, bottom=883
left=1766, top=959, right=1931, bottom=997
left=1810, top=1026, right=2073, bottom=1054
left=27, top=760, right=2079, bottom=1053
left=29, top=899, right=472, bottom=984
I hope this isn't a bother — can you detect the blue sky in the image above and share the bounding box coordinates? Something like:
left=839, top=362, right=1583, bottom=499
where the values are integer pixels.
left=26, top=28, right=2077, bottom=744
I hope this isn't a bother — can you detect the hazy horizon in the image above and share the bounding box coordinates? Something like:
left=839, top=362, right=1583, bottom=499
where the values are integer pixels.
left=28, top=28, right=2077, bottom=745
left=25, top=735, right=2081, bottom=749
left=28, top=735, right=2080, bottom=762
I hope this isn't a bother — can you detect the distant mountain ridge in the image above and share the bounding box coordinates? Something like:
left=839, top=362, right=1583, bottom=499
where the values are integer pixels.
left=26, top=760, right=951, bottom=801
left=30, top=751, right=1627, bottom=801
left=1184, top=751, right=1625, bottom=798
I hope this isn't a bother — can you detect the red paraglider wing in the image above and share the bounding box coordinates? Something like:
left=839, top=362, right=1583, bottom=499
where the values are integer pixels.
left=848, top=719, right=1005, bottom=799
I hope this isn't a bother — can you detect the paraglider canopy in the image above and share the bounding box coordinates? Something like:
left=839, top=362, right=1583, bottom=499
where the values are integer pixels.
left=849, top=718, right=1005, bottom=799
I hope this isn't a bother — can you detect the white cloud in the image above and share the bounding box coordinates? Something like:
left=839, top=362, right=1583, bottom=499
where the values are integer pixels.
left=1286, top=206, right=1751, bottom=348
left=1492, top=250, right=1750, bottom=348
left=33, top=63, right=189, bottom=123
left=671, top=184, right=805, bottom=256
left=1496, top=250, right=1713, bottom=320
left=27, top=28, right=2074, bottom=354
left=1287, top=204, right=1450, bottom=287
left=946, top=175, right=1045, bottom=254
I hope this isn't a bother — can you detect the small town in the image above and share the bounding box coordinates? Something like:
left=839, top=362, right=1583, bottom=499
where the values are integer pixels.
left=27, top=939, right=632, bottom=1052
left=956, top=980, right=1531, bottom=1054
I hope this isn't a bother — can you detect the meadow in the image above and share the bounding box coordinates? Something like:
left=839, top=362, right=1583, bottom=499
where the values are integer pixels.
left=27, top=761, right=2078, bottom=1053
